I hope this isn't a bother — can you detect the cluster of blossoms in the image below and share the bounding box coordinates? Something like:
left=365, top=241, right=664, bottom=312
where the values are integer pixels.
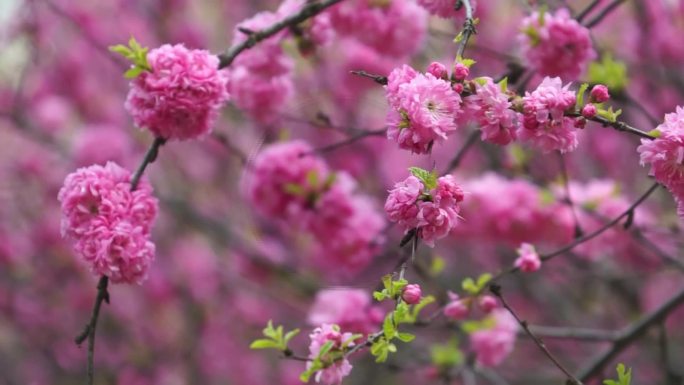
left=244, top=140, right=384, bottom=274
left=384, top=170, right=464, bottom=246
left=519, top=77, right=579, bottom=153
left=469, top=309, right=518, bottom=367
left=638, top=106, right=684, bottom=217
left=125, top=44, right=230, bottom=140
left=307, top=324, right=356, bottom=385
left=228, top=10, right=296, bottom=124
left=58, top=162, right=158, bottom=284
left=327, top=0, right=427, bottom=58
left=519, top=8, right=596, bottom=80
left=465, top=77, right=521, bottom=145
left=385, top=64, right=464, bottom=154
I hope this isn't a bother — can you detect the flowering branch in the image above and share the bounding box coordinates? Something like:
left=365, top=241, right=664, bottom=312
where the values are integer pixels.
left=455, top=0, right=477, bottom=59
left=217, top=0, right=346, bottom=69
left=130, top=137, right=167, bottom=190
left=490, top=284, right=583, bottom=385
left=74, top=276, right=109, bottom=385
left=442, top=129, right=481, bottom=174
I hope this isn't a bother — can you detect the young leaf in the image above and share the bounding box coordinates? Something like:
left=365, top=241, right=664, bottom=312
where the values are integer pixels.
left=576, top=83, right=589, bottom=107
left=396, top=332, right=415, bottom=343
left=383, top=314, right=396, bottom=339
left=283, top=329, right=300, bottom=345
left=250, top=339, right=281, bottom=349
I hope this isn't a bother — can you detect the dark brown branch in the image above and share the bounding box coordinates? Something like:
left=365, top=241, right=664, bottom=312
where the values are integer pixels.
left=584, top=0, right=626, bottom=28
left=575, top=0, right=601, bottom=23
left=455, top=0, right=477, bottom=59
left=523, top=325, right=619, bottom=342
left=310, top=128, right=386, bottom=154
left=442, top=129, right=480, bottom=174
left=557, top=153, right=584, bottom=238
left=74, top=276, right=109, bottom=385
left=577, top=286, right=684, bottom=381
left=350, top=70, right=388, bottom=85
left=217, top=0, right=345, bottom=69
left=490, top=284, right=583, bottom=385
left=130, top=137, right=167, bottom=191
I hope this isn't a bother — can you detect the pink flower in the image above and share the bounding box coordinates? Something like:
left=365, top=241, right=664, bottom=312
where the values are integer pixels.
left=227, top=66, right=293, bottom=124
left=638, top=107, right=684, bottom=202
left=385, top=64, right=420, bottom=110
left=125, top=44, right=229, bottom=140
left=402, top=284, right=422, bottom=305
left=243, top=140, right=330, bottom=219
left=444, top=291, right=469, bottom=320
left=519, top=8, right=596, bottom=80
left=590, top=84, right=610, bottom=103
left=519, top=77, right=578, bottom=153
left=581, top=103, right=597, bottom=119
left=307, top=324, right=355, bottom=385
left=307, top=289, right=382, bottom=335
left=384, top=175, right=422, bottom=229
left=385, top=174, right=464, bottom=246
left=417, top=0, right=477, bottom=18
left=58, top=162, right=158, bottom=284
left=426, top=61, right=448, bottom=80
left=452, top=63, right=469, bottom=81
left=328, top=0, right=427, bottom=58
left=478, top=295, right=498, bottom=313
left=465, top=77, right=520, bottom=145
left=470, top=309, right=518, bottom=367
left=386, top=71, right=463, bottom=154
left=514, top=243, right=541, bottom=272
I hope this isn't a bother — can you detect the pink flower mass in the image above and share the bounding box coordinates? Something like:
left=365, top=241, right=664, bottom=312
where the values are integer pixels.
left=58, top=162, right=158, bottom=284
left=5, top=1, right=684, bottom=384
left=125, top=44, right=229, bottom=140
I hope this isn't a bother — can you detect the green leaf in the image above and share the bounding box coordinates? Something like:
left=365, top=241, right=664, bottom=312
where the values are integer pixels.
left=538, top=5, right=547, bottom=26
left=391, top=278, right=408, bottom=295
left=283, top=329, right=300, bottom=345
left=396, top=332, right=415, bottom=343
left=323, top=173, right=337, bottom=189
left=588, top=54, right=628, bottom=92
left=576, top=83, right=589, bottom=108
left=603, top=363, right=632, bottom=385
left=250, top=339, right=281, bottom=349
left=461, top=317, right=496, bottom=333
left=430, top=256, right=445, bottom=276
left=409, top=167, right=438, bottom=190
left=306, top=170, right=319, bottom=188
left=456, top=56, right=476, bottom=68
left=596, top=106, right=622, bottom=123
left=431, top=341, right=463, bottom=368
left=382, top=274, right=393, bottom=292
left=410, top=295, right=435, bottom=321
left=109, top=44, right=134, bottom=58
left=383, top=314, right=396, bottom=339
left=523, top=25, right=540, bottom=46
left=647, top=129, right=661, bottom=138
left=394, top=302, right=410, bottom=324
left=462, top=277, right=477, bottom=294
left=373, top=291, right=387, bottom=301
left=284, top=183, right=306, bottom=196
left=124, top=66, right=144, bottom=79
left=370, top=339, right=389, bottom=363
left=498, top=77, right=508, bottom=93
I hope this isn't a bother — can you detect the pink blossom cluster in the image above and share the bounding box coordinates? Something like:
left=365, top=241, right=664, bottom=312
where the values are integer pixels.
left=58, top=162, right=158, bottom=284
left=638, top=106, right=684, bottom=217
left=125, top=44, right=229, bottom=140
left=385, top=65, right=463, bottom=154
left=307, top=288, right=383, bottom=335
left=327, top=0, right=427, bottom=58
left=385, top=173, right=464, bottom=246
left=244, top=140, right=385, bottom=273
left=519, top=8, right=596, bottom=80
left=465, top=77, right=521, bottom=145
left=228, top=11, right=295, bottom=124
left=470, top=309, right=518, bottom=367
left=307, top=324, right=355, bottom=385
left=519, top=77, right=579, bottom=153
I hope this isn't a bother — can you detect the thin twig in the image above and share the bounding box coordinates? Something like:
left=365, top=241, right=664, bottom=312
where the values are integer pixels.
left=523, top=325, right=620, bottom=342
left=455, top=0, right=477, bottom=59
left=584, top=0, right=626, bottom=28
left=350, top=70, right=388, bottom=85
left=557, top=153, right=583, bottom=238
left=217, top=0, right=345, bottom=69
left=130, top=137, right=167, bottom=191
left=442, top=130, right=481, bottom=174
left=310, top=129, right=386, bottom=154
left=490, top=284, right=583, bottom=385
left=577, top=286, right=684, bottom=381
left=575, top=0, right=601, bottom=23
left=74, top=276, right=109, bottom=385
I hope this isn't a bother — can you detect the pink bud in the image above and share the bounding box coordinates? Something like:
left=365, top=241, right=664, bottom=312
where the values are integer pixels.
left=402, top=284, right=422, bottom=304
left=443, top=292, right=469, bottom=320
left=515, top=243, right=541, bottom=273
left=426, top=62, right=448, bottom=80
left=590, top=84, right=610, bottom=103
left=478, top=295, right=498, bottom=313
left=581, top=103, right=597, bottom=119
left=574, top=117, right=587, bottom=129
left=453, top=83, right=464, bottom=93
left=453, top=63, right=469, bottom=81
